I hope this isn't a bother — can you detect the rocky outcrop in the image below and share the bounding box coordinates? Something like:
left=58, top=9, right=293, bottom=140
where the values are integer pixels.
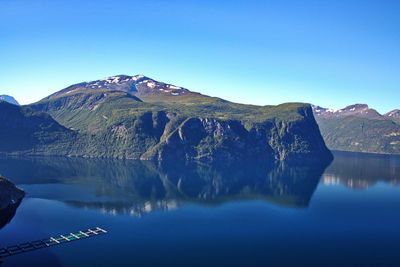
left=0, top=176, right=24, bottom=229
left=0, top=175, right=24, bottom=210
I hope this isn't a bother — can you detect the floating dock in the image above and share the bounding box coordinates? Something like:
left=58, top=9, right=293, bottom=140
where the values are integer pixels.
left=0, top=227, right=107, bottom=258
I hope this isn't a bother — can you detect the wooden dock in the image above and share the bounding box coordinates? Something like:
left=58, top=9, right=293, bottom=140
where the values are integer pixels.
left=0, top=227, right=107, bottom=258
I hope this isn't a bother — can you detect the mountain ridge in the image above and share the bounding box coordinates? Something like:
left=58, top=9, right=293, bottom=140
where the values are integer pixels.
left=313, top=104, right=400, bottom=154
left=45, top=75, right=207, bottom=103
left=385, top=109, right=400, bottom=124
left=2, top=74, right=333, bottom=162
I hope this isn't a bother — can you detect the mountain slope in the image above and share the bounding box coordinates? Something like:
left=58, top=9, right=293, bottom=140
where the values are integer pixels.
left=4, top=75, right=332, bottom=162
left=313, top=104, right=400, bottom=154
left=0, top=95, right=19, bottom=105
left=0, top=101, right=77, bottom=154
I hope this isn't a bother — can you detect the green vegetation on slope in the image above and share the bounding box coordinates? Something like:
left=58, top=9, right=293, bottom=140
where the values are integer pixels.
left=316, top=115, right=400, bottom=154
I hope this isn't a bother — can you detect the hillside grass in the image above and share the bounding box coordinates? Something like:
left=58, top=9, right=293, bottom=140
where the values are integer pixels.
left=32, top=90, right=309, bottom=133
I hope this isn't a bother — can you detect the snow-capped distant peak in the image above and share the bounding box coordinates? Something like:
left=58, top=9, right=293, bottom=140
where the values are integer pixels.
left=385, top=109, right=400, bottom=118
left=47, top=74, right=203, bottom=100
left=0, top=95, right=19, bottom=105
left=313, top=103, right=383, bottom=119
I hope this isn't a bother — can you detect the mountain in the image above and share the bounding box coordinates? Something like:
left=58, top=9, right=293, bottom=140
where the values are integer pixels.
left=0, top=95, right=19, bottom=105
left=46, top=75, right=204, bottom=102
left=313, top=104, right=400, bottom=154
left=0, top=100, right=76, bottom=154
left=313, top=104, right=382, bottom=119
left=2, top=74, right=332, bottom=162
left=385, top=109, right=400, bottom=124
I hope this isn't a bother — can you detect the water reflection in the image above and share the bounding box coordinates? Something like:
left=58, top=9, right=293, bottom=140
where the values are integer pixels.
left=322, top=151, right=400, bottom=189
left=0, top=157, right=329, bottom=216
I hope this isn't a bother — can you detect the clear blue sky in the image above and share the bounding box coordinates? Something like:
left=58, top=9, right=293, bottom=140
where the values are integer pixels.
left=1, top=0, right=399, bottom=113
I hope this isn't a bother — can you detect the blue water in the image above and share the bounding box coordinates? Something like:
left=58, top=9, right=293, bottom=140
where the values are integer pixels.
left=0, top=151, right=399, bottom=266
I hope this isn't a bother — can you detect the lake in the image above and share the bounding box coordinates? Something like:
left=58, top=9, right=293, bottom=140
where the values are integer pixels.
left=0, top=151, right=400, bottom=266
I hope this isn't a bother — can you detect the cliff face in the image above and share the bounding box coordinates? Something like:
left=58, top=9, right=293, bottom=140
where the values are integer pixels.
left=141, top=106, right=331, bottom=162
left=0, top=175, right=24, bottom=210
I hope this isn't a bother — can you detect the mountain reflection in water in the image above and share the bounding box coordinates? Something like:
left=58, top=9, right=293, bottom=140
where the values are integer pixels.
left=0, top=157, right=329, bottom=217
left=322, top=151, right=400, bottom=189
left=2, top=153, right=400, bottom=267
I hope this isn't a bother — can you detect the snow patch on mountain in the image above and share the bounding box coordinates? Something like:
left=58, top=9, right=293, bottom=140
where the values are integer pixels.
left=312, top=104, right=381, bottom=119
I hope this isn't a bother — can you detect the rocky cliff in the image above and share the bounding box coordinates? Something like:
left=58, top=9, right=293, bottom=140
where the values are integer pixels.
left=0, top=175, right=24, bottom=210
left=141, top=106, right=330, bottom=162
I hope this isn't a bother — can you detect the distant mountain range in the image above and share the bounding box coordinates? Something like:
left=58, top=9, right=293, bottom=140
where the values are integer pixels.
left=0, top=75, right=332, bottom=162
left=313, top=104, right=400, bottom=154
left=0, top=95, right=19, bottom=105
left=385, top=109, right=400, bottom=124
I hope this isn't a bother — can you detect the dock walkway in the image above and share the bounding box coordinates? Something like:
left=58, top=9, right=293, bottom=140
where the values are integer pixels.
left=0, top=227, right=107, bottom=258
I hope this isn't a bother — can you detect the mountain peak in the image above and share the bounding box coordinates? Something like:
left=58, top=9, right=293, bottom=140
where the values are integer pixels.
left=98, top=74, right=147, bottom=83
left=342, top=104, right=369, bottom=111
left=385, top=109, right=400, bottom=118
left=0, top=95, right=19, bottom=106
left=312, top=103, right=381, bottom=119
left=46, top=74, right=203, bottom=101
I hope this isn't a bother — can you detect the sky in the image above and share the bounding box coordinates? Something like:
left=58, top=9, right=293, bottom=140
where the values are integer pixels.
left=1, top=0, right=399, bottom=113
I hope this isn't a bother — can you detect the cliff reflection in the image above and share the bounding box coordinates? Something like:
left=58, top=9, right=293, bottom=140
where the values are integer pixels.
left=0, top=157, right=329, bottom=216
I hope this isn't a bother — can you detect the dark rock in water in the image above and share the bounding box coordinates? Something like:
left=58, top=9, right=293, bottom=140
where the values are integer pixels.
left=0, top=175, right=24, bottom=219
left=0, top=176, right=24, bottom=229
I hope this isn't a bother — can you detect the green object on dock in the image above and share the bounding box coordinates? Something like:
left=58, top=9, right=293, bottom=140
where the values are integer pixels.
left=0, top=227, right=107, bottom=258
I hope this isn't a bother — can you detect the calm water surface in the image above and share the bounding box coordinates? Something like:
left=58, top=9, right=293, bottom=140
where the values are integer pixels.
left=0, top=151, right=399, bottom=266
